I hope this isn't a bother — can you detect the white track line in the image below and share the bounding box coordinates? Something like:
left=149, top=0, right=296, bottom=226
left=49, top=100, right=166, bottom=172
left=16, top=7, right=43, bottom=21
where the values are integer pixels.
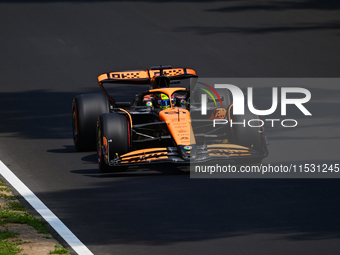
left=0, top=160, right=94, bottom=255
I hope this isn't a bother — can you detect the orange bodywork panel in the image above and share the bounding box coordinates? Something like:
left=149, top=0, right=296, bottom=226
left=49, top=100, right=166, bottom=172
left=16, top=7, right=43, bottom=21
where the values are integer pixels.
left=122, top=155, right=169, bottom=164
left=119, top=148, right=169, bottom=163
left=208, top=108, right=227, bottom=120
left=98, top=68, right=197, bottom=84
left=149, top=68, right=184, bottom=77
left=98, top=70, right=149, bottom=83
left=122, top=148, right=168, bottom=158
left=98, top=73, right=109, bottom=83
left=158, top=108, right=196, bottom=146
left=149, top=67, right=196, bottom=77
left=109, top=71, right=149, bottom=80
left=207, top=144, right=251, bottom=156
left=186, top=68, right=196, bottom=75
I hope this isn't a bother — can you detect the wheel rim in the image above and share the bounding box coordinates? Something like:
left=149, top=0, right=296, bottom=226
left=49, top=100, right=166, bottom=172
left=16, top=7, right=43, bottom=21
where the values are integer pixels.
left=72, top=104, right=78, bottom=145
left=96, top=123, right=102, bottom=167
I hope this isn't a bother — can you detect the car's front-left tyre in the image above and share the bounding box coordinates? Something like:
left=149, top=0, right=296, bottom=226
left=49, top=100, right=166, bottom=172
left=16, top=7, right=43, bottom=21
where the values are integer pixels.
left=230, top=106, right=267, bottom=163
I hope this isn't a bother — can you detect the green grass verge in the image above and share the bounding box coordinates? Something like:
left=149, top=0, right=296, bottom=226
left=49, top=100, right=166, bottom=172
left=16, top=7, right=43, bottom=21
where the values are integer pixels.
left=5, top=202, right=26, bottom=212
left=0, top=194, right=18, bottom=200
left=0, top=180, right=70, bottom=254
left=49, top=244, right=70, bottom=254
left=0, top=229, right=22, bottom=254
left=0, top=210, right=49, bottom=234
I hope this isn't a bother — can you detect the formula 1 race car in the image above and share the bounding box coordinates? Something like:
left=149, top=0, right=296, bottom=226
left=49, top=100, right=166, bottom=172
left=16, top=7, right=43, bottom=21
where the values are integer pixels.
left=72, top=66, right=268, bottom=172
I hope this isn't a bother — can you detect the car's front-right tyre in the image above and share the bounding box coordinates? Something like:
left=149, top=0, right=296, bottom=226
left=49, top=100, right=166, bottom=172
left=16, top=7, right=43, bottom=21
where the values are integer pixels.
left=96, top=113, right=130, bottom=172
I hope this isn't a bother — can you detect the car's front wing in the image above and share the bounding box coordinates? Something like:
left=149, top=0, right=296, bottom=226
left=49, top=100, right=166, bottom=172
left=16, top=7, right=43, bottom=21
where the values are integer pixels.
left=109, top=144, right=267, bottom=166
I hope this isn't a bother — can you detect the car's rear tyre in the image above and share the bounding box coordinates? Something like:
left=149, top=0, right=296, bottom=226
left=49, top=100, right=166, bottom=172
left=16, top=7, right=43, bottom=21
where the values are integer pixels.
left=72, top=94, right=109, bottom=151
left=231, top=107, right=264, bottom=163
left=97, top=113, right=130, bottom=172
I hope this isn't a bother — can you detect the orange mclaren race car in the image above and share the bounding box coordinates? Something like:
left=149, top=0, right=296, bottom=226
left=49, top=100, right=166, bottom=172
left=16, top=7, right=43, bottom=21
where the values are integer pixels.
left=72, top=66, right=269, bottom=172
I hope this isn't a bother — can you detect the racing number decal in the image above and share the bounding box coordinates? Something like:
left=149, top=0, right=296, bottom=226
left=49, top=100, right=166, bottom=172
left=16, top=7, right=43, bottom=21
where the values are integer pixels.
left=210, top=108, right=226, bottom=119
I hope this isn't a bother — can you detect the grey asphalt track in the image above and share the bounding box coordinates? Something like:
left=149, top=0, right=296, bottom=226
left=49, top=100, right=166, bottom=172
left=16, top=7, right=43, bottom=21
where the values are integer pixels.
left=0, top=1, right=340, bottom=254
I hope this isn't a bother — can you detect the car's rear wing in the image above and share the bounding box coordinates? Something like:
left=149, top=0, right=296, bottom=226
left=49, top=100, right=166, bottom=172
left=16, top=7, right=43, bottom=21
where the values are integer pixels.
left=98, top=66, right=197, bottom=85
left=97, top=66, right=197, bottom=105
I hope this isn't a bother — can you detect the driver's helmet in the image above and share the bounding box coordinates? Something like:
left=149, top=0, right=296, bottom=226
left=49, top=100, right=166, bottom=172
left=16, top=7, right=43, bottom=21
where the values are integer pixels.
left=154, top=93, right=175, bottom=109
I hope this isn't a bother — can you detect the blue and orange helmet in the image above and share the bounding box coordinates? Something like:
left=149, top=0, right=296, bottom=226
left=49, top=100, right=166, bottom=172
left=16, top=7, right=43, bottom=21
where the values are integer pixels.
left=154, top=93, right=175, bottom=109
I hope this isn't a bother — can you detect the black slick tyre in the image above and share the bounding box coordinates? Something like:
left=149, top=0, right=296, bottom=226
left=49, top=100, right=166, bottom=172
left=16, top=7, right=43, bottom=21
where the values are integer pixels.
left=72, top=94, right=109, bottom=151
left=231, top=107, right=264, bottom=163
left=97, top=113, right=130, bottom=172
